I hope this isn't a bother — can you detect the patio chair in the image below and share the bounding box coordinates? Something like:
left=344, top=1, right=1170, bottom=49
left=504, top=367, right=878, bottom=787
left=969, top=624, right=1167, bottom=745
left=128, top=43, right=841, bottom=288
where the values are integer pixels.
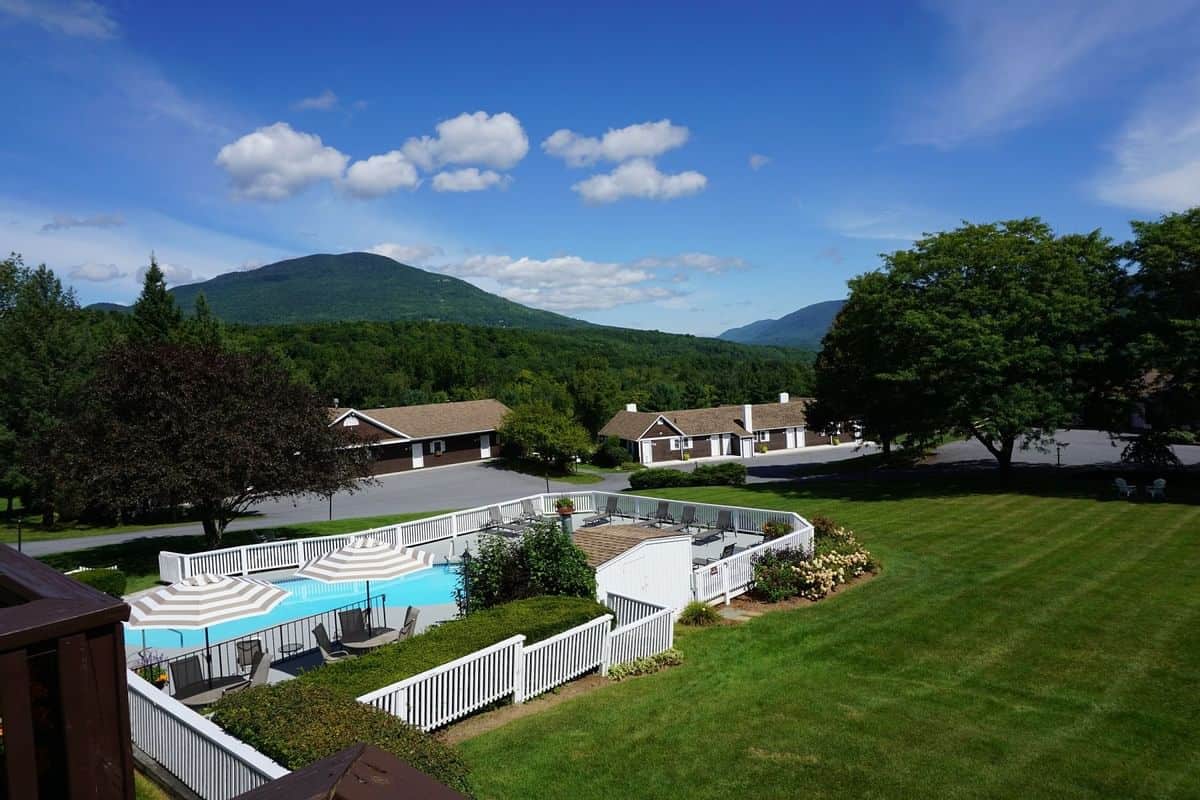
left=693, top=543, right=738, bottom=567
left=338, top=609, right=367, bottom=640
left=674, top=505, right=699, bottom=533
left=715, top=509, right=736, bottom=538
left=226, top=651, right=271, bottom=694
left=584, top=496, right=620, bottom=526
left=1146, top=478, right=1167, bottom=500
left=235, top=638, right=263, bottom=672
left=313, top=623, right=351, bottom=664
left=486, top=505, right=523, bottom=536
left=520, top=498, right=544, bottom=522
left=1114, top=478, right=1136, bottom=499
left=640, top=500, right=675, bottom=528
left=169, top=655, right=206, bottom=697
left=399, top=606, right=420, bottom=641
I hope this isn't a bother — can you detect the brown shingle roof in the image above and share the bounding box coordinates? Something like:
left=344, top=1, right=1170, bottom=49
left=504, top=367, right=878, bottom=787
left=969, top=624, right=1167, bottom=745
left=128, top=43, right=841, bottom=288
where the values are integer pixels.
left=573, top=524, right=684, bottom=567
left=333, top=399, right=510, bottom=439
left=599, top=399, right=811, bottom=441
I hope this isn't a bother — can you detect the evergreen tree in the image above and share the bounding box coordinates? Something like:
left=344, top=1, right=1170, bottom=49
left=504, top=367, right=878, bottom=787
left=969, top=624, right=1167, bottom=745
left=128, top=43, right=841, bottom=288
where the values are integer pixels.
left=130, top=254, right=182, bottom=343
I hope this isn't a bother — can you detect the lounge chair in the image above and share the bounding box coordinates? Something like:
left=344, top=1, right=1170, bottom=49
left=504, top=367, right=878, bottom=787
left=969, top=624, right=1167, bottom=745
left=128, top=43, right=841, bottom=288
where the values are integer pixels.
left=693, top=542, right=737, bottom=567
left=585, top=496, right=620, bottom=526
left=1147, top=478, right=1167, bottom=500
left=171, top=654, right=248, bottom=708
left=399, top=606, right=420, bottom=640
left=714, top=509, right=736, bottom=539
left=1114, top=478, right=1136, bottom=498
left=674, top=505, right=698, bottom=533
left=169, top=655, right=205, bottom=696
left=314, top=622, right=351, bottom=663
left=520, top=498, right=544, bottom=522
left=235, top=638, right=263, bottom=672
left=640, top=501, right=674, bottom=528
left=226, top=651, right=271, bottom=694
left=486, top=505, right=523, bottom=536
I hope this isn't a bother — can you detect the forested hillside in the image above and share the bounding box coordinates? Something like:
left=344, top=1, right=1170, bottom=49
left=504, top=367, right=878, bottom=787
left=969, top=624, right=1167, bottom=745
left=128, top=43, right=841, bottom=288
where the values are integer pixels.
left=231, top=320, right=814, bottom=433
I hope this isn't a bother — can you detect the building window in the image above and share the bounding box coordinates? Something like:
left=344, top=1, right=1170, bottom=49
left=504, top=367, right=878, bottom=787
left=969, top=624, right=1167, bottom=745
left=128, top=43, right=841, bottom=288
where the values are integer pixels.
left=342, top=416, right=359, bottom=427
left=756, top=430, right=770, bottom=443
left=669, top=437, right=680, bottom=451
left=430, top=440, right=446, bottom=455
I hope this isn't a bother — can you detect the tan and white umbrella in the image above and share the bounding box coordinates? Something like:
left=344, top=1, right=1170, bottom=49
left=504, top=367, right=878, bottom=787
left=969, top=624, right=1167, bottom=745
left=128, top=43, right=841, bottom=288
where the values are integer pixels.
left=295, top=537, right=435, bottom=634
left=128, top=573, right=289, bottom=687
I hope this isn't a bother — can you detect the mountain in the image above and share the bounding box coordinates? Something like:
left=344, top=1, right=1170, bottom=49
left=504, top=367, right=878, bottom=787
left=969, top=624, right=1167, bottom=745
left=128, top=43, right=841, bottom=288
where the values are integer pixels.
left=719, top=299, right=845, bottom=350
left=92, top=252, right=589, bottom=329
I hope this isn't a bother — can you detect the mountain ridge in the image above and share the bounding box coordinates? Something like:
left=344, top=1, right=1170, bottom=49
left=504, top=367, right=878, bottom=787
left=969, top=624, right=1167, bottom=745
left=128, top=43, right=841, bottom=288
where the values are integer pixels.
left=718, top=299, right=845, bottom=350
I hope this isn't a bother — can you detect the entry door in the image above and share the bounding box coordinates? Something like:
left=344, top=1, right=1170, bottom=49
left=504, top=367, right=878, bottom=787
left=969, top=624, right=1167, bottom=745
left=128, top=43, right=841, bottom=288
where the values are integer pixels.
left=412, top=441, right=424, bottom=469
left=786, top=427, right=797, bottom=449
left=480, top=433, right=491, bottom=459
left=640, top=440, right=653, bottom=465
left=720, top=433, right=731, bottom=455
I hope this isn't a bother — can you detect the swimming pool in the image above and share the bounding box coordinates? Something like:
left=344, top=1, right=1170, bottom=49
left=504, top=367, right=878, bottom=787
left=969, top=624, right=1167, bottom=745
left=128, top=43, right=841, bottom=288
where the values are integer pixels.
left=127, top=565, right=460, bottom=649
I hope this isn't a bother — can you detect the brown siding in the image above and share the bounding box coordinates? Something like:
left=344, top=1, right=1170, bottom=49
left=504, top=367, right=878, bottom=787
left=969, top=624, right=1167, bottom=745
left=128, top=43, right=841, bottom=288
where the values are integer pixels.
left=336, top=414, right=395, bottom=443
left=367, top=432, right=493, bottom=474
left=688, top=435, right=713, bottom=458
left=805, top=428, right=833, bottom=447
left=368, top=442, right=412, bottom=475
left=642, top=420, right=682, bottom=439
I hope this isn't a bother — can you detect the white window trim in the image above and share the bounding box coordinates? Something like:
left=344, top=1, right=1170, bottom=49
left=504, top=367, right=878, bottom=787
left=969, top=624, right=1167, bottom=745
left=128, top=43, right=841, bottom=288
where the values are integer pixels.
left=343, top=416, right=359, bottom=427
left=430, top=439, right=446, bottom=455
left=756, top=430, right=770, bottom=443
left=669, top=437, right=681, bottom=451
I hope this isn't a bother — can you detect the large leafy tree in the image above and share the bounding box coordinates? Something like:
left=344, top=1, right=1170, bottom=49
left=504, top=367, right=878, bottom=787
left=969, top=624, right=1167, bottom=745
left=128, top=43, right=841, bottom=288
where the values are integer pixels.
left=808, top=271, right=943, bottom=460
left=845, top=220, right=1121, bottom=469
left=76, top=343, right=372, bottom=546
left=0, top=257, right=96, bottom=525
left=498, top=402, right=593, bottom=470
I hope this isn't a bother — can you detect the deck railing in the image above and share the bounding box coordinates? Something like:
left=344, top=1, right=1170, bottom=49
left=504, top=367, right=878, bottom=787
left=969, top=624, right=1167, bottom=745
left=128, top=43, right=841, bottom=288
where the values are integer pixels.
left=133, top=595, right=387, bottom=693
left=159, top=491, right=804, bottom=583
left=691, top=521, right=813, bottom=604
left=127, top=670, right=288, bottom=800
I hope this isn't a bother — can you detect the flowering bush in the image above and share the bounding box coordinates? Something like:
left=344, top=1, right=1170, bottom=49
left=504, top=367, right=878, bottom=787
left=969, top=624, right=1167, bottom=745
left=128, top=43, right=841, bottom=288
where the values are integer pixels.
left=761, top=520, right=793, bottom=540
left=607, top=649, right=683, bottom=681
left=751, top=519, right=875, bottom=603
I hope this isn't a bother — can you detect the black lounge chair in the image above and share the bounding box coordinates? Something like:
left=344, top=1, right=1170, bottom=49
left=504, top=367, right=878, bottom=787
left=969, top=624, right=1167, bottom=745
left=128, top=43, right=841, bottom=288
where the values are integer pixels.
left=585, top=496, right=620, bottom=526
left=171, top=654, right=249, bottom=708
left=693, top=542, right=738, bottom=567
left=399, top=606, right=420, bottom=640
left=674, top=505, right=699, bottom=533
left=715, top=509, right=736, bottom=539
left=640, top=501, right=675, bottom=528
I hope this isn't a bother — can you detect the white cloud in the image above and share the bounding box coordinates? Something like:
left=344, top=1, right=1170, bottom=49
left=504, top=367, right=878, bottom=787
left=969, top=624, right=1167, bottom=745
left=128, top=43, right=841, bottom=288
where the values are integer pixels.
left=294, top=89, right=338, bottom=111
left=368, top=242, right=444, bottom=264
left=0, top=0, right=118, bottom=38
left=749, top=153, right=770, bottom=171
left=69, top=262, right=124, bottom=281
left=402, top=111, right=528, bottom=171
left=135, top=260, right=193, bottom=285
left=909, top=0, right=1195, bottom=147
left=825, top=206, right=939, bottom=242
left=500, top=284, right=678, bottom=311
left=572, top=159, right=707, bottom=204
left=542, top=120, right=690, bottom=167
left=431, top=168, right=509, bottom=192
left=1095, top=74, right=1200, bottom=210
left=42, top=213, right=124, bottom=231
left=630, top=253, right=747, bottom=273
left=343, top=150, right=420, bottom=198
left=215, top=122, right=349, bottom=200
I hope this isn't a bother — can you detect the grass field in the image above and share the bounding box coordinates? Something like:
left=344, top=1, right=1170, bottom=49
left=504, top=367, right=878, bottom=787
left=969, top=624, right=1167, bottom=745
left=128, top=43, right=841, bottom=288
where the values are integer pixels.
left=460, top=475, right=1200, bottom=799
left=39, top=511, right=448, bottom=593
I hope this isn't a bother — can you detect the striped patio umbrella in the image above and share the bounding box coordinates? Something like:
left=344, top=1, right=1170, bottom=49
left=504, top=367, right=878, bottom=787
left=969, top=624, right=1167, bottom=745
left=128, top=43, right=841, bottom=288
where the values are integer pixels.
left=295, top=537, right=435, bottom=634
left=128, top=574, right=289, bottom=687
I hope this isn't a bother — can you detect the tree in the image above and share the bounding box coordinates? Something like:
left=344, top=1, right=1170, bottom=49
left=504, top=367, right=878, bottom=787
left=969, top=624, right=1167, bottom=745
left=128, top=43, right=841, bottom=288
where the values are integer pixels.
left=130, top=254, right=182, bottom=343
left=455, top=519, right=596, bottom=613
left=76, top=342, right=372, bottom=546
left=182, top=292, right=225, bottom=348
left=808, top=271, right=943, bottom=461
left=498, top=403, right=593, bottom=470
left=0, top=259, right=95, bottom=525
left=854, top=220, right=1121, bottom=469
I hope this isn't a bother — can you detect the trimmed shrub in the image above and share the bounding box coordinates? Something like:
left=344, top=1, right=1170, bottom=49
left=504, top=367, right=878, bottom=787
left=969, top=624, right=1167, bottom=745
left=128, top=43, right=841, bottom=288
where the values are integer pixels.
left=678, top=600, right=721, bottom=627
left=591, top=436, right=629, bottom=468
left=752, top=520, right=877, bottom=603
left=606, top=649, right=683, bottom=681
left=1165, top=429, right=1196, bottom=445
left=456, top=521, right=595, bottom=613
left=70, top=568, right=127, bottom=598
left=298, top=596, right=611, bottom=700
left=761, top=520, right=793, bottom=540
left=213, top=683, right=472, bottom=796
left=751, top=550, right=805, bottom=602
left=810, top=515, right=839, bottom=539
left=628, top=462, right=746, bottom=490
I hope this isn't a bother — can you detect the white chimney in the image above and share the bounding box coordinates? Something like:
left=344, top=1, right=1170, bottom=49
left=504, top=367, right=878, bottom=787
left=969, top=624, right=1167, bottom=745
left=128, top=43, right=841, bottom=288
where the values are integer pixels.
left=333, top=397, right=340, bottom=408
left=779, top=392, right=789, bottom=404
left=625, top=403, right=638, bottom=412
left=743, top=404, right=754, bottom=433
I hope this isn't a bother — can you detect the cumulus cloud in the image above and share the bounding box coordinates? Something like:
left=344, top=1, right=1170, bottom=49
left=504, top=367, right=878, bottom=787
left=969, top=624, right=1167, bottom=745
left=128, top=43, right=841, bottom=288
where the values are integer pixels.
left=293, top=89, right=338, bottom=111
left=630, top=253, right=747, bottom=273
left=369, top=242, right=445, bottom=264
left=42, top=213, right=124, bottom=232
left=68, top=262, right=124, bottom=282
left=1095, top=74, right=1200, bottom=211
left=402, top=111, right=528, bottom=171
left=572, top=159, right=707, bottom=204
left=432, top=168, right=509, bottom=192
left=135, top=261, right=193, bottom=285
left=0, top=0, right=118, bottom=38
left=343, top=150, right=420, bottom=198
left=749, top=153, right=770, bottom=170
left=542, top=120, right=690, bottom=167
left=215, top=123, right=349, bottom=200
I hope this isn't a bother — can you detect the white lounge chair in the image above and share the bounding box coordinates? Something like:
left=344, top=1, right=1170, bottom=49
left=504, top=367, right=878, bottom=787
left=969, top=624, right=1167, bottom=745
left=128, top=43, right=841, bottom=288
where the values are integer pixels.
left=1114, top=478, right=1136, bottom=498
left=1146, top=478, right=1166, bottom=500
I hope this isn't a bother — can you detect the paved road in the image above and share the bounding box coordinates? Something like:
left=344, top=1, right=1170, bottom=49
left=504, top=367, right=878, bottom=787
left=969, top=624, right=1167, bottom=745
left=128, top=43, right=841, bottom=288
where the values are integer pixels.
left=929, top=429, right=1200, bottom=468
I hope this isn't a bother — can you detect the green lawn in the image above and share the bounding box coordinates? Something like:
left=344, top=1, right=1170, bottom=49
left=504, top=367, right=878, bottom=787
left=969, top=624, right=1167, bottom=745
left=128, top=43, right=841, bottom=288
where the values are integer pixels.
left=1, top=511, right=216, bottom=544
left=40, top=511, right=449, bottom=594
left=460, top=475, right=1200, bottom=799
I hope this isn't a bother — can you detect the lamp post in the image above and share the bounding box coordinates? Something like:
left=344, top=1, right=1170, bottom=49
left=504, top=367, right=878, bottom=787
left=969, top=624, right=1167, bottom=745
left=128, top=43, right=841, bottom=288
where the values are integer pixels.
left=1055, top=442, right=1069, bottom=467
left=16, top=515, right=23, bottom=553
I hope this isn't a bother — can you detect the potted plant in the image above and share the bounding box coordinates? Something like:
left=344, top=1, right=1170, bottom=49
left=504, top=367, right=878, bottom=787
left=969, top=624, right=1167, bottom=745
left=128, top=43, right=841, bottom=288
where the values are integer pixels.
left=682, top=450, right=691, bottom=461
left=555, top=497, right=575, bottom=517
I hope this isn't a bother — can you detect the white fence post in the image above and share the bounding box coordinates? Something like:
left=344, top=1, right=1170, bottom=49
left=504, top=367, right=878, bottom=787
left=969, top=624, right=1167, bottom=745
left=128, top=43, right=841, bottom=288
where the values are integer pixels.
left=513, top=635, right=527, bottom=704
left=600, top=626, right=613, bottom=675
left=239, top=547, right=248, bottom=576
left=722, top=564, right=731, bottom=606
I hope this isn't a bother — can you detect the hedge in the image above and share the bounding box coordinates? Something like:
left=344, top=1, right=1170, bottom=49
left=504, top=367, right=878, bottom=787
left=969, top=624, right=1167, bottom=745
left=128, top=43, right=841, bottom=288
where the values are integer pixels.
left=628, top=461, right=747, bottom=490
left=213, top=682, right=473, bottom=796
left=69, top=568, right=127, bottom=598
left=297, top=595, right=611, bottom=700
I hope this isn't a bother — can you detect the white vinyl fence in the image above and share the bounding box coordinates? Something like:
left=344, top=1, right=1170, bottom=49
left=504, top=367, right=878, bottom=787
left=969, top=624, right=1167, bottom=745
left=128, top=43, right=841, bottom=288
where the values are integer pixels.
left=692, top=522, right=813, bottom=605
left=158, top=491, right=802, bottom=583
left=127, top=671, right=288, bottom=800
left=358, top=593, right=673, bottom=732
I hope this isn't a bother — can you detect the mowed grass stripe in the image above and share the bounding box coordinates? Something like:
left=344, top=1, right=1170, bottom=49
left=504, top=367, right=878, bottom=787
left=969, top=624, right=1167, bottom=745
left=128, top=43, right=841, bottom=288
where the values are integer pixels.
left=460, top=481, right=1200, bottom=799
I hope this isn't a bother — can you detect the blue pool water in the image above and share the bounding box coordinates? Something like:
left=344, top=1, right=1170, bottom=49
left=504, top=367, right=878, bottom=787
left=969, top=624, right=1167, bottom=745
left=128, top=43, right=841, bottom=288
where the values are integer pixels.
left=127, top=565, right=460, bottom=649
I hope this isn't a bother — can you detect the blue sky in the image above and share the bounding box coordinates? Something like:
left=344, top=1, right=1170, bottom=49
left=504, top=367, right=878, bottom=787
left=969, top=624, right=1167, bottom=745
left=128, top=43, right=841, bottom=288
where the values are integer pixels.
left=3, top=0, right=1200, bottom=335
